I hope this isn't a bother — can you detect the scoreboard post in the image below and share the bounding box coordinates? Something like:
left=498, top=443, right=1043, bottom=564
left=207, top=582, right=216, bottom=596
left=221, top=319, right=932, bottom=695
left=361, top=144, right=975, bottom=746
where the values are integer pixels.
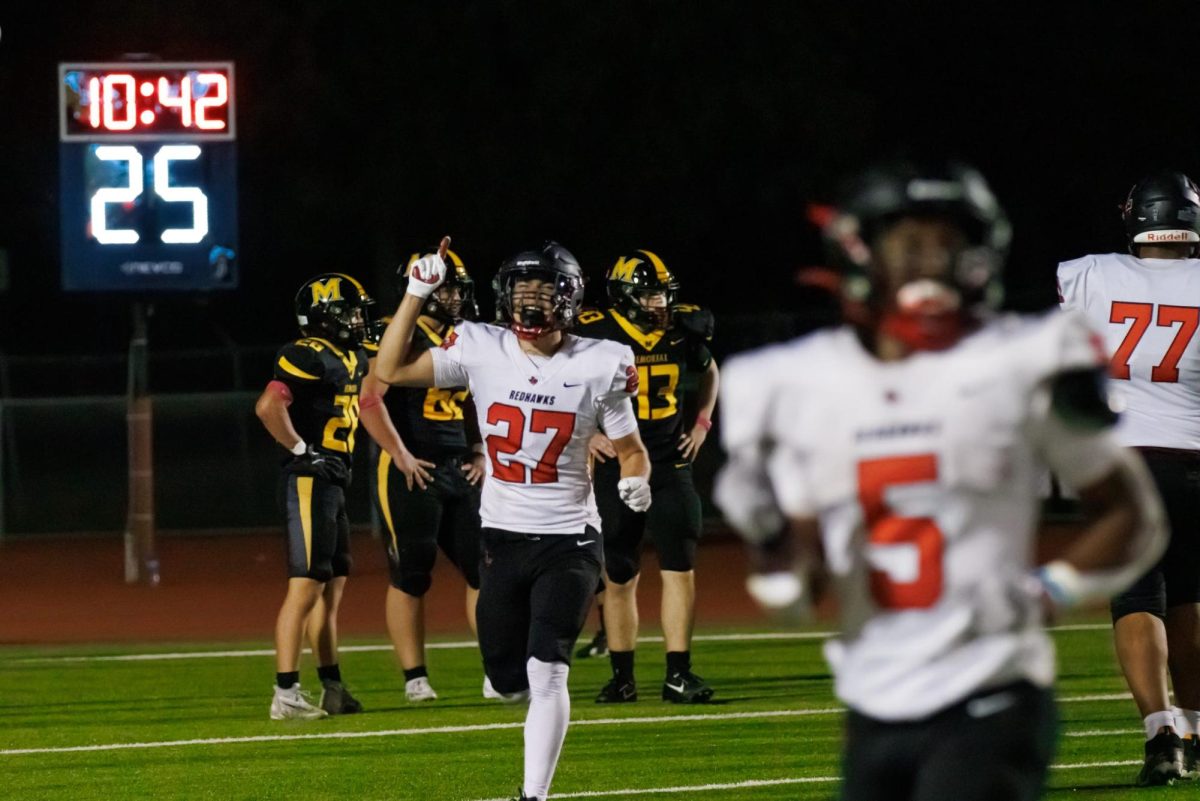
left=58, top=61, right=238, bottom=583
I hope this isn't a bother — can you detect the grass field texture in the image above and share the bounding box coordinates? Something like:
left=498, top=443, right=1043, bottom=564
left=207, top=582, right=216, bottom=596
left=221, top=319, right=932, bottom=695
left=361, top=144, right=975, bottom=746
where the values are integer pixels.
left=0, top=620, right=1170, bottom=800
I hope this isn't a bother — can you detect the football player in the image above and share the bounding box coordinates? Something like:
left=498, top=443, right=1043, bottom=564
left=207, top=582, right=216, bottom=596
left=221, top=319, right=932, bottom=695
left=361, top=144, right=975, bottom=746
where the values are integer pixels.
left=255, top=272, right=375, bottom=720
left=716, top=161, right=1168, bottom=801
left=578, top=250, right=720, bottom=703
left=373, top=238, right=652, bottom=801
left=359, top=248, right=490, bottom=702
left=1057, top=171, right=1200, bottom=785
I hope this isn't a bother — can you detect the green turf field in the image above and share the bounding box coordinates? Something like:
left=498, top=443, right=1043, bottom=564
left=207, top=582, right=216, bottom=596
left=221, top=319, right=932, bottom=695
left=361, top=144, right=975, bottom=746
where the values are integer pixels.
left=0, top=619, right=1171, bottom=800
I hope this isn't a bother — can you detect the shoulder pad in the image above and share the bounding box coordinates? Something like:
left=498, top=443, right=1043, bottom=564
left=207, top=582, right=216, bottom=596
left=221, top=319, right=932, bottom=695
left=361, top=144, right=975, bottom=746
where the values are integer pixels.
left=577, top=309, right=606, bottom=326
left=671, top=305, right=714, bottom=341
left=296, top=337, right=326, bottom=352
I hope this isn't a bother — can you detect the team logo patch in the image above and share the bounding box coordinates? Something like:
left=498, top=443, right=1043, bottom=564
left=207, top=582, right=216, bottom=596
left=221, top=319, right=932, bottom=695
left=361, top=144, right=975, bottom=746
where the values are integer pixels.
left=439, top=331, right=459, bottom=350
left=624, top=364, right=639, bottom=394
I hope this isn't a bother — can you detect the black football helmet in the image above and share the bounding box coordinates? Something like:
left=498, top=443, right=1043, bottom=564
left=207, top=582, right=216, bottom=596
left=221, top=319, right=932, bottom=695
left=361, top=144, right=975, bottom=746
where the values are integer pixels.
left=396, top=247, right=478, bottom=323
left=493, top=241, right=586, bottom=339
left=823, top=160, right=1010, bottom=350
left=607, top=249, right=680, bottom=330
left=294, top=272, right=375, bottom=347
left=1122, top=171, right=1200, bottom=256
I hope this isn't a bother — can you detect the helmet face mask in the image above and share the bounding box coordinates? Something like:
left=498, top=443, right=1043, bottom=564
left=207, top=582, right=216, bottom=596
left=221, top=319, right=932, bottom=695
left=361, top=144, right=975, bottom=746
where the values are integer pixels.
left=607, top=250, right=680, bottom=330
left=825, top=161, right=1010, bottom=351
left=397, top=248, right=478, bottom=324
left=493, top=242, right=585, bottom=340
left=294, top=273, right=375, bottom=348
left=1122, top=171, right=1200, bottom=257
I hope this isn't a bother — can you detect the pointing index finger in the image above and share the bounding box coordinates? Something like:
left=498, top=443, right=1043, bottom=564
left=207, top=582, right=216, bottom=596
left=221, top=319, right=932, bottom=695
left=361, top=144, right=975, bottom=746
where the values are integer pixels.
left=438, top=236, right=451, bottom=260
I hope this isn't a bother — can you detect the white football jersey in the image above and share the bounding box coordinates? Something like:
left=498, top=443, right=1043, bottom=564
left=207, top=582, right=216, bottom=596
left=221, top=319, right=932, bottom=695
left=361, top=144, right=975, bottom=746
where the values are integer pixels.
left=429, top=321, right=639, bottom=534
left=1058, top=252, right=1200, bottom=448
left=720, top=311, right=1121, bottom=721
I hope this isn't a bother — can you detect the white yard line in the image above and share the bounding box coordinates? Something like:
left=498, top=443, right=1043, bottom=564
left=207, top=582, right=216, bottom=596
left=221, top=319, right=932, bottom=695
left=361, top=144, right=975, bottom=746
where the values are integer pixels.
left=17, top=623, right=1110, bottom=664
left=466, top=757, right=1148, bottom=801
left=0, top=708, right=839, bottom=757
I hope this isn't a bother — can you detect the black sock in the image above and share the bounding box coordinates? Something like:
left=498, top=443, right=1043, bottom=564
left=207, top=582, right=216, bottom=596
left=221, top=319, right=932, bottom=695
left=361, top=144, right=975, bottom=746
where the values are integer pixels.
left=666, top=651, right=691, bottom=676
left=317, top=664, right=341, bottom=684
left=276, top=671, right=299, bottom=690
left=404, top=666, right=429, bottom=682
left=610, top=650, right=635, bottom=682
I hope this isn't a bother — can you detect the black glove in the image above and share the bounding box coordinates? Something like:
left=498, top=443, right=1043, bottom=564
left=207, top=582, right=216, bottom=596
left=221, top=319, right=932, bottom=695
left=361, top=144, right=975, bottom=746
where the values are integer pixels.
left=671, top=306, right=714, bottom=342
left=286, top=445, right=350, bottom=486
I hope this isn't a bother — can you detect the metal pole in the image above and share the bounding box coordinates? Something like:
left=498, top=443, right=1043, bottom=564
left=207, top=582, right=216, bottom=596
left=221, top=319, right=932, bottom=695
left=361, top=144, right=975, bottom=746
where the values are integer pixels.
left=124, top=302, right=159, bottom=585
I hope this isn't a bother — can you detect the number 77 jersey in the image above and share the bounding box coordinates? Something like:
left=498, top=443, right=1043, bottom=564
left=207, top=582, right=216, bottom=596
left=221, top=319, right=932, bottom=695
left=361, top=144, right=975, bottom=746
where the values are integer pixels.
left=1058, top=252, right=1200, bottom=449
left=429, top=321, right=640, bottom=534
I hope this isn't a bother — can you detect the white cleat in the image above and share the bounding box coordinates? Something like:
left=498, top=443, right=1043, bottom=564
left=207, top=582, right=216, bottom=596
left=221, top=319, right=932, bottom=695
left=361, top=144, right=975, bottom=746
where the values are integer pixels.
left=270, top=683, right=329, bottom=721
left=405, top=676, right=439, bottom=702
left=483, top=675, right=503, bottom=700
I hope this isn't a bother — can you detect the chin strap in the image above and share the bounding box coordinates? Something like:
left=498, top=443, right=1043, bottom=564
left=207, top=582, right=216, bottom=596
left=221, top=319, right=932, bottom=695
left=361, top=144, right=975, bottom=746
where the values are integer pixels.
left=878, top=310, right=972, bottom=352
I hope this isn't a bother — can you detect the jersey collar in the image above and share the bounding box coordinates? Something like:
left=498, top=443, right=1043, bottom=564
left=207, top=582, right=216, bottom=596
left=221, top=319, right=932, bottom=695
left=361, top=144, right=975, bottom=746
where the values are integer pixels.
left=417, top=318, right=453, bottom=347
left=610, top=310, right=665, bottom=352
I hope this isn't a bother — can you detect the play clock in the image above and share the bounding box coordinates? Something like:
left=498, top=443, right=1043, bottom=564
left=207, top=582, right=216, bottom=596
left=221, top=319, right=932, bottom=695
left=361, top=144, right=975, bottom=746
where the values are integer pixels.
left=58, top=62, right=238, bottom=291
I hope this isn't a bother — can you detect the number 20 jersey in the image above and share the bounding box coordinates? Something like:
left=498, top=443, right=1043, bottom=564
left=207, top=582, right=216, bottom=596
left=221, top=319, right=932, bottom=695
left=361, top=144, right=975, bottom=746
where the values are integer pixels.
left=429, top=321, right=639, bottom=535
left=721, top=311, right=1118, bottom=721
left=273, top=336, right=370, bottom=468
left=1058, top=252, right=1200, bottom=448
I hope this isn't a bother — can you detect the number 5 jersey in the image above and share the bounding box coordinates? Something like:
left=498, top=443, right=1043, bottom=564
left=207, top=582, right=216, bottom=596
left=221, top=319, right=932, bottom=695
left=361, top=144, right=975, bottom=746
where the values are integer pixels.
left=1058, top=252, right=1200, bottom=449
left=718, top=310, right=1123, bottom=720
left=428, top=321, right=639, bottom=534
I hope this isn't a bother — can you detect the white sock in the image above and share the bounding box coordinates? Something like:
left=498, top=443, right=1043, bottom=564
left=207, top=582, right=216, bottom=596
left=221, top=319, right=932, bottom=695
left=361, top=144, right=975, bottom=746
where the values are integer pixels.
left=1175, top=707, right=1200, bottom=739
left=523, top=657, right=571, bottom=800
left=1145, top=710, right=1177, bottom=740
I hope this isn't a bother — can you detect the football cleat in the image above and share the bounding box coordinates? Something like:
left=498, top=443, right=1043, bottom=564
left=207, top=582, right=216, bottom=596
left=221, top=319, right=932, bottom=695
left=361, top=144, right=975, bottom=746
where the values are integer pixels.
left=1136, top=730, right=1184, bottom=786
left=507, top=789, right=539, bottom=801
left=318, top=680, right=363, bottom=715
left=575, top=630, right=609, bottom=659
left=662, top=671, right=714, bottom=704
left=269, top=683, right=329, bottom=721
left=594, top=677, right=638, bottom=704
left=405, top=676, right=438, bottom=702
left=483, top=675, right=503, bottom=700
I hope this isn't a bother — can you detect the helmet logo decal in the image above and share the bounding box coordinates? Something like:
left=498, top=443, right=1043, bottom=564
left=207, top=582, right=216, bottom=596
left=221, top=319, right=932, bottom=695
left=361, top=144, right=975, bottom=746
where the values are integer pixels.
left=310, top=277, right=343, bottom=305
left=610, top=256, right=643, bottom=282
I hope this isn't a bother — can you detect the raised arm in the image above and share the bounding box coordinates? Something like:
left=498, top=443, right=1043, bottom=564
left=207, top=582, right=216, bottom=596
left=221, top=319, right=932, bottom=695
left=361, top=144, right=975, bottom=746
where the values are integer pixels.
left=373, top=236, right=450, bottom=387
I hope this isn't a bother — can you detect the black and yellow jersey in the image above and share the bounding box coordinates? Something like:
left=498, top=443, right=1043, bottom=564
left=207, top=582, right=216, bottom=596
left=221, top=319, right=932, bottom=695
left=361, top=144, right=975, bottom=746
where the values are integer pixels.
left=380, top=317, right=471, bottom=460
left=273, top=336, right=370, bottom=467
left=577, top=306, right=712, bottom=463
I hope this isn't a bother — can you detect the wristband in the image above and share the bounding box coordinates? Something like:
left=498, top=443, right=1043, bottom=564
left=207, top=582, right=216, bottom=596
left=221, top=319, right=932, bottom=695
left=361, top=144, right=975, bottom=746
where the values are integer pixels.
left=290, top=440, right=308, bottom=456
left=695, top=414, right=713, bottom=432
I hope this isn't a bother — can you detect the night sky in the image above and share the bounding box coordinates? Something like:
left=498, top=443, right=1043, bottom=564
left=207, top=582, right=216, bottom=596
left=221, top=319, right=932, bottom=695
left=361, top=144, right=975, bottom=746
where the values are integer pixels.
left=3, top=1, right=1200, bottom=359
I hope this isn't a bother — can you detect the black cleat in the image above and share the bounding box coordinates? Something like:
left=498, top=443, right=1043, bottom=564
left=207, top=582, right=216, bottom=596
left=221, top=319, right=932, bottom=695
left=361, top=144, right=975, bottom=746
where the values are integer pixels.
left=662, top=670, right=714, bottom=704
left=575, top=630, right=609, bottom=659
left=319, top=680, right=363, bottom=715
left=595, top=677, right=638, bottom=703
left=1184, top=735, right=1199, bottom=779
left=508, top=789, right=539, bottom=801
left=1136, top=730, right=1184, bottom=786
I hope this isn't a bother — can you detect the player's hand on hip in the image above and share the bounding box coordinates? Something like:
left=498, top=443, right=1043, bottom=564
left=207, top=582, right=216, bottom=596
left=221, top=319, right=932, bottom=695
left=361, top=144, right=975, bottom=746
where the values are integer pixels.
left=461, top=450, right=486, bottom=486
left=393, top=448, right=436, bottom=490
left=406, top=235, right=452, bottom=299
left=677, top=423, right=709, bottom=461
left=588, top=433, right=617, bottom=463
left=618, top=476, right=652, bottom=512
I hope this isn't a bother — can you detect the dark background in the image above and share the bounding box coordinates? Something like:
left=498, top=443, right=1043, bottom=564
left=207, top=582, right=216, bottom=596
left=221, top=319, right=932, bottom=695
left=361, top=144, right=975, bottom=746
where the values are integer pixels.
left=2, top=0, right=1200, bottom=362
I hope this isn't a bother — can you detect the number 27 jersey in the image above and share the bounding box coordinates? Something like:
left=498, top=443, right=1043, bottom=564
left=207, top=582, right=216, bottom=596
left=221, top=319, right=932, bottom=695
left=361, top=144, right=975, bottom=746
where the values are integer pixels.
left=429, top=321, right=639, bottom=534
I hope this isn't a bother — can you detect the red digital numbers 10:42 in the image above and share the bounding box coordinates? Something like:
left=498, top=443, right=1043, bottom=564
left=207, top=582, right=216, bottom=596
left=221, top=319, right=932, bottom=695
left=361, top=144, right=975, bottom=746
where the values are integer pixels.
left=87, top=72, right=228, bottom=131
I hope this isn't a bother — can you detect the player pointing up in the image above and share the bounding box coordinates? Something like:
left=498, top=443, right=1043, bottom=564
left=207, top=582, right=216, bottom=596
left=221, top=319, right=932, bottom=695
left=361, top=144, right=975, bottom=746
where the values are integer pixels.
left=373, top=238, right=652, bottom=801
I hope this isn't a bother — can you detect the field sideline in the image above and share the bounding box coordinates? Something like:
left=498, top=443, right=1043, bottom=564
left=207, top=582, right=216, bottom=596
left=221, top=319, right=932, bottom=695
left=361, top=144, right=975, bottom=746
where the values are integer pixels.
left=0, top=619, right=1169, bottom=800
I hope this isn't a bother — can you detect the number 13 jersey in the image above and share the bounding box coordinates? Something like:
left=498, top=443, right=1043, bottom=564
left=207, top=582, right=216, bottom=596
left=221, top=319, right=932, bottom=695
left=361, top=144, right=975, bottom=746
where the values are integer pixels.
left=723, top=311, right=1118, bottom=720
left=429, top=321, right=639, bottom=534
left=1058, top=252, right=1200, bottom=448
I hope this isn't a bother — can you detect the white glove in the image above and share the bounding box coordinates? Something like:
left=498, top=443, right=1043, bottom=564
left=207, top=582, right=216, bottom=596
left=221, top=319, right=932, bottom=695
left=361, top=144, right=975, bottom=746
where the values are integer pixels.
left=617, top=476, right=652, bottom=512
left=406, top=254, right=447, bottom=299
